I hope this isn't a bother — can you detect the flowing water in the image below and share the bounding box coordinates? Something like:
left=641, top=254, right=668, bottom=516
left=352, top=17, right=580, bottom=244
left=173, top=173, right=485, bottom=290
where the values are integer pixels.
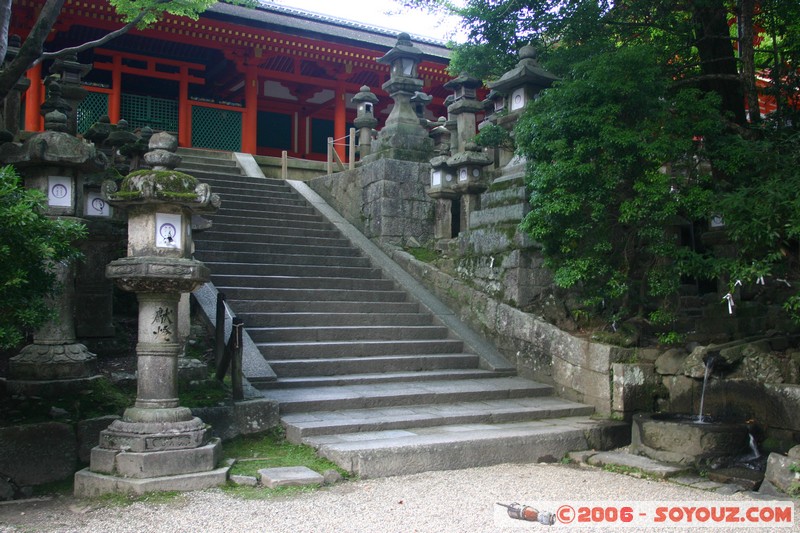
left=697, top=355, right=715, bottom=423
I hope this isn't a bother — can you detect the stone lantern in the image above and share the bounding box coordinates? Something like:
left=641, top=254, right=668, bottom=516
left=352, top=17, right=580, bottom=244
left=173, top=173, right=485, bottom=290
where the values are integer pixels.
left=487, top=45, right=558, bottom=114
left=74, top=132, right=226, bottom=497
left=370, top=32, right=433, bottom=161
left=486, top=45, right=557, bottom=170
left=352, top=85, right=378, bottom=158
left=0, top=82, right=107, bottom=396
left=447, top=141, right=492, bottom=232
left=49, top=53, right=92, bottom=136
left=444, top=72, right=483, bottom=153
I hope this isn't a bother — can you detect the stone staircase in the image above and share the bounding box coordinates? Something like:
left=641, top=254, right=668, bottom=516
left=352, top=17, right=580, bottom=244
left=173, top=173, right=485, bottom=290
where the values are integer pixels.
left=183, top=148, right=627, bottom=478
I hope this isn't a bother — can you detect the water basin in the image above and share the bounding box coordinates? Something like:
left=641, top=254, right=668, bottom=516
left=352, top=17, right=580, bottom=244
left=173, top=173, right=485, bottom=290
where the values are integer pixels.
left=630, top=412, right=750, bottom=466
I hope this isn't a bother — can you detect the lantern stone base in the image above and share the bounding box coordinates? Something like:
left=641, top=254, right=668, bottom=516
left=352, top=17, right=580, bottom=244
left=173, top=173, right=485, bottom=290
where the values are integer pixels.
left=75, top=431, right=227, bottom=497
left=367, top=123, right=433, bottom=163
left=74, top=461, right=230, bottom=498
left=9, top=342, right=97, bottom=380
left=0, top=374, right=103, bottom=397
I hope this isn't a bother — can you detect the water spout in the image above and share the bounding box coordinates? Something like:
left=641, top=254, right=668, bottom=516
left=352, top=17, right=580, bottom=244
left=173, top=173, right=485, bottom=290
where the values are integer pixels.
left=746, top=432, right=761, bottom=461
left=697, top=355, right=715, bottom=423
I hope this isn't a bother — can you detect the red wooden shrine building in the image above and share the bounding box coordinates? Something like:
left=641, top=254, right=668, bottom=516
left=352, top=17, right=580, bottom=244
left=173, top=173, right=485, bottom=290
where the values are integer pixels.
left=11, top=0, right=452, bottom=160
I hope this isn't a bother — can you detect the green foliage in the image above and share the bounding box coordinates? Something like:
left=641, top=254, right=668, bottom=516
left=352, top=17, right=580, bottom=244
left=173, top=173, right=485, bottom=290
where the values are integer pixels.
left=0, top=166, right=86, bottom=349
left=656, top=331, right=686, bottom=346
left=473, top=123, right=514, bottom=152
left=517, top=45, right=719, bottom=316
left=108, top=0, right=260, bottom=29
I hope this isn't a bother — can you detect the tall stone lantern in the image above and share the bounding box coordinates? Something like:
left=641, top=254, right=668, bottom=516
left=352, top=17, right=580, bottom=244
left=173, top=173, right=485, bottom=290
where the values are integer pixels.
left=0, top=82, right=106, bottom=396
left=74, top=132, right=226, bottom=497
left=487, top=44, right=558, bottom=169
left=443, top=72, right=483, bottom=153
left=370, top=32, right=433, bottom=161
left=352, top=85, right=379, bottom=158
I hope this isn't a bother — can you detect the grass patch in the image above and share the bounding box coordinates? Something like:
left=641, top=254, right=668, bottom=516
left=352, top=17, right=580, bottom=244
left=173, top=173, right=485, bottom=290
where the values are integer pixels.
left=405, top=246, right=438, bottom=263
left=178, top=377, right=230, bottom=408
left=222, top=427, right=348, bottom=479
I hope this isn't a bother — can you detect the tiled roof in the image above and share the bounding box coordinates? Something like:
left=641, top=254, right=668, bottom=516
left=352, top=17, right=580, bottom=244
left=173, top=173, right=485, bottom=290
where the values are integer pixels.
left=208, top=2, right=451, bottom=60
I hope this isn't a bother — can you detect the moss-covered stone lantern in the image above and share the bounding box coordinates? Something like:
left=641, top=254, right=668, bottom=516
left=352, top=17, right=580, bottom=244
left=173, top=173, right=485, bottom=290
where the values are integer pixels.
left=369, top=32, right=433, bottom=161
left=74, top=132, right=225, bottom=497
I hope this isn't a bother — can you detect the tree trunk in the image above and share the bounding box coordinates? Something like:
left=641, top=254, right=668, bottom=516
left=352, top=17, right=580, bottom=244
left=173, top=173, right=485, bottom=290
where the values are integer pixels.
left=0, top=0, right=66, bottom=103
left=739, top=0, right=761, bottom=123
left=691, top=0, right=747, bottom=125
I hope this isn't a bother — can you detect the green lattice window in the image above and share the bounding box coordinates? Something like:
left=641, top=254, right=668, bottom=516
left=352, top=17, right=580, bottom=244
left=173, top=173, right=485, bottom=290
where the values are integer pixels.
left=191, top=106, right=242, bottom=152
left=120, top=94, right=178, bottom=132
left=77, top=92, right=108, bottom=134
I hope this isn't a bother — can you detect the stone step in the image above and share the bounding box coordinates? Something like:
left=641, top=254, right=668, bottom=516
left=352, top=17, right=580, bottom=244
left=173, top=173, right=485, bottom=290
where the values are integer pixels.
left=210, top=275, right=394, bottom=291
left=217, top=286, right=408, bottom=303
left=257, top=339, right=465, bottom=360
left=177, top=161, right=241, bottom=175
left=283, top=395, right=595, bottom=441
left=229, top=300, right=421, bottom=314
left=203, top=261, right=381, bottom=279
left=207, top=214, right=333, bottom=231
left=268, top=354, right=481, bottom=378
left=248, top=325, right=451, bottom=343
left=306, top=417, right=622, bottom=478
left=208, top=208, right=325, bottom=224
left=210, top=189, right=300, bottom=203
left=272, top=369, right=509, bottom=389
left=177, top=147, right=239, bottom=161
left=219, top=196, right=311, bottom=210
left=199, top=240, right=362, bottom=258
left=238, top=312, right=433, bottom=328
left=202, top=231, right=350, bottom=248
left=209, top=201, right=318, bottom=217
left=194, top=250, right=372, bottom=268
left=201, top=176, right=292, bottom=191
left=260, top=377, right=552, bottom=414
left=203, top=223, right=341, bottom=239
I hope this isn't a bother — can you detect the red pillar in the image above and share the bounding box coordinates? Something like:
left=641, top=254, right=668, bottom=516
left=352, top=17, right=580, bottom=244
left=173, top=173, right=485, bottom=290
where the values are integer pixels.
left=178, top=66, right=190, bottom=147
left=24, top=63, right=42, bottom=132
left=334, top=81, right=346, bottom=161
left=109, top=54, right=122, bottom=123
left=242, top=68, right=258, bottom=154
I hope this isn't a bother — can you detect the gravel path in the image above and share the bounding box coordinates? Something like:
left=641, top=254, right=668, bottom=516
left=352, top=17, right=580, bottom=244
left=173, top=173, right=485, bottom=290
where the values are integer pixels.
left=0, top=463, right=796, bottom=533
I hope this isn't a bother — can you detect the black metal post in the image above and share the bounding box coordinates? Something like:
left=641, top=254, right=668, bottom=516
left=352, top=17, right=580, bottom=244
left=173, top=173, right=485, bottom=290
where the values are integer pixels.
left=231, top=317, right=244, bottom=401
left=214, top=292, right=226, bottom=368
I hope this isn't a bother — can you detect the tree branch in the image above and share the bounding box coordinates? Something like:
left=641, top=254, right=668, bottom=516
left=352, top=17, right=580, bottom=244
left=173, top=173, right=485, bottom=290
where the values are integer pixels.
left=39, top=13, right=146, bottom=61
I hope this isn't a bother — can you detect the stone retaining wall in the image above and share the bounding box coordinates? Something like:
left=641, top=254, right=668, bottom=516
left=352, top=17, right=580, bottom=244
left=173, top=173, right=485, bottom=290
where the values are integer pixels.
left=383, top=247, right=631, bottom=416
left=0, top=399, right=278, bottom=498
left=308, top=159, right=434, bottom=246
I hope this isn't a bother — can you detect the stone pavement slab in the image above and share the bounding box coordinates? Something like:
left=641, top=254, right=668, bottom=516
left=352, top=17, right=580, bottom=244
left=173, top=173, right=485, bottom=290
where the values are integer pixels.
left=586, top=451, right=693, bottom=478
left=257, top=466, right=324, bottom=489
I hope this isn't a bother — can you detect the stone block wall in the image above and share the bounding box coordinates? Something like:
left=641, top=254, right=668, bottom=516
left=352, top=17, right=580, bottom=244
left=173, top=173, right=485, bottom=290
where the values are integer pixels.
left=385, top=247, right=631, bottom=415
left=309, top=159, right=434, bottom=246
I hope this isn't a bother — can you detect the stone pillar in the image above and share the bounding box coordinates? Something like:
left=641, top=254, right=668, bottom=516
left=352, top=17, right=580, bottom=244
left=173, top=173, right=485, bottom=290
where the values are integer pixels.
left=74, top=132, right=226, bottom=497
